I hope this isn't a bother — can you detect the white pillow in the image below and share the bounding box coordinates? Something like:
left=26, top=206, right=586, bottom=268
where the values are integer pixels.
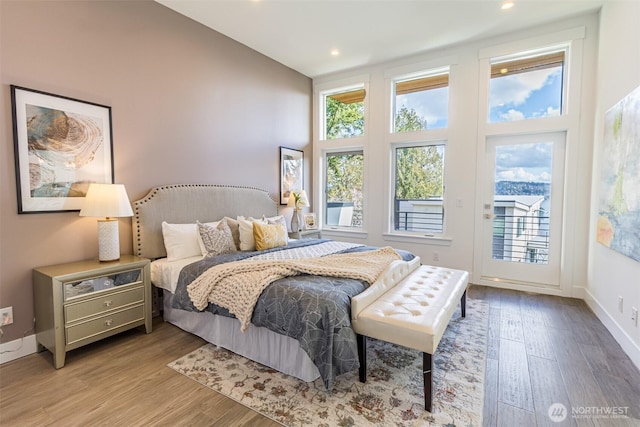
left=161, top=221, right=219, bottom=260
left=161, top=222, right=201, bottom=261
left=236, top=216, right=266, bottom=251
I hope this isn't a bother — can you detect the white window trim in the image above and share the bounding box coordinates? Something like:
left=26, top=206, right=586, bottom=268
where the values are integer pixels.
left=389, top=66, right=450, bottom=134
left=319, top=147, right=367, bottom=233
left=384, top=61, right=452, bottom=239
left=314, top=75, right=371, bottom=234
left=473, top=28, right=587, bottom=297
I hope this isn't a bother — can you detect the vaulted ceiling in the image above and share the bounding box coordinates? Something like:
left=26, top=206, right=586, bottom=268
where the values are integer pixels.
left=156, top=0, right=603, bottom=78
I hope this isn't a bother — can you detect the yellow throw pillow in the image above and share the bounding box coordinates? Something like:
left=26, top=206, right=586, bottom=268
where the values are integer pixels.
left=253, top=221, right=288, bottom=251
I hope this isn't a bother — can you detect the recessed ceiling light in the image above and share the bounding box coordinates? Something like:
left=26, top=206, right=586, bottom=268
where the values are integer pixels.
left=330, top=49, right=340, bottom=56
left=501, top=1, right=514, bottom=10
left=500, top=68, right=509, bottom=74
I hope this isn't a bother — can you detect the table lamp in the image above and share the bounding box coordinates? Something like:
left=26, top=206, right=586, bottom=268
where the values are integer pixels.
left=79, top=183, right=134, bottom=261
left=287, top=190, right=309, bottom=232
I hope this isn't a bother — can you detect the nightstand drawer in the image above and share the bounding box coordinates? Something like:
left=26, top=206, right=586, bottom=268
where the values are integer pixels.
left=64, top=285, right=144, bottom=323
left=65, top=305, right=144, bottom=345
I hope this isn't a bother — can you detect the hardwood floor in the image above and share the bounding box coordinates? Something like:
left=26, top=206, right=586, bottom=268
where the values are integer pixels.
left=476, top=286, right=640, bottom=427
left=1, top=286, right=638, bottom=426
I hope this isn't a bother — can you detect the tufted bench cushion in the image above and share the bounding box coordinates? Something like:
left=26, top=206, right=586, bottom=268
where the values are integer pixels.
left=351, top=264, right=469, bottom=411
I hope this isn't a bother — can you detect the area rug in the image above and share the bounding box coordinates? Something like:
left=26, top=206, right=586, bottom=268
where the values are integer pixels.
left=168, top=298, right=488, bottom=426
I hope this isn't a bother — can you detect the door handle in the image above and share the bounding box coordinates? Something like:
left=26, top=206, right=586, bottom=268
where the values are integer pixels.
left=484, top=213, right=494, bottom=219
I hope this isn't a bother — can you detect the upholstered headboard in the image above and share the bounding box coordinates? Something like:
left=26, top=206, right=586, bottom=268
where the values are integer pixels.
left=132, top=184, right=278, bottom=259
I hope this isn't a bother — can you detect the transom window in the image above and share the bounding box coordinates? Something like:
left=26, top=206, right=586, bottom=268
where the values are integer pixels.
left=393, top=69, right=449, bottom=132
left=489, top=49, right=566, bottom=123
left=321, top=86, right=366, bottom=140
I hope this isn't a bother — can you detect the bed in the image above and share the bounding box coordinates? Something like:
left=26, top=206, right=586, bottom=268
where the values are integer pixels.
left=132, top=184, right=419, bottom=389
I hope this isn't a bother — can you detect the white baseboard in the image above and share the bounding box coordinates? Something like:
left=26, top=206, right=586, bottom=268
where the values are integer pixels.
left=584, top=289, right=640, bottom=371
left=0, top=334, right=37, bottom=365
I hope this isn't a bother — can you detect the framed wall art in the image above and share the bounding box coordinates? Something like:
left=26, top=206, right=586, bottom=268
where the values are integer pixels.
left=304, top=213, right=317, bottom=230
left=11, top=85, right=114, bottom=213
left=279, top=146, right=303, bottom=205
left=596, top=84, right=640, bottom=262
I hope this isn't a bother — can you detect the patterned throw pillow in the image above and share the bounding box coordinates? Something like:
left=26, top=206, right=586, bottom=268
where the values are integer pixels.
left=263, top=215, right=289, bottom=240
left=253, top=221, right=288, bottom=251
left=197, top=219, right=237, bottom=257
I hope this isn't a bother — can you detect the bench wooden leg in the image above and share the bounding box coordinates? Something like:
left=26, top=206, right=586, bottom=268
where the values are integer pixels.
left=357, top=334, right=366, bottom=383
left=423, top=352, right=433, bottom=412
left=461, top=289, right=467, bottom=318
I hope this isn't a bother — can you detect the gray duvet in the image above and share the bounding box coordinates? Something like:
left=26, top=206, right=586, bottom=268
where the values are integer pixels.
left=171, top=239, right=415, bottom=391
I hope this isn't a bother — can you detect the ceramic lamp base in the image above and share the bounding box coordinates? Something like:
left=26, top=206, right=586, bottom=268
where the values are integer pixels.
left=291, top=209, right=302, bottom=232
left=97, top=219, right=120, bottom=262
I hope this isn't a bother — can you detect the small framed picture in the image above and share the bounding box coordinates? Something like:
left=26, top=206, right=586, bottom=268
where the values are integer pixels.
left=304, top=213, right=317, bottom=230
left=279, top=146, right=303, bottom=205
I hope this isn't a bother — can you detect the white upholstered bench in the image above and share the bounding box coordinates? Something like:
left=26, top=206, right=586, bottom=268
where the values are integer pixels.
left=351, top=264, right=469, bottom=412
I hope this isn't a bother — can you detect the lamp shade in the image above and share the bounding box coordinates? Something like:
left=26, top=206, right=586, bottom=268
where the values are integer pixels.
left=79, top=183, right=133, bottom=218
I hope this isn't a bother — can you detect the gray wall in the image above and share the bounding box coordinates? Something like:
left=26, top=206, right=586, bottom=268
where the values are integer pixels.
left=0, top=0, right=311, bottom=342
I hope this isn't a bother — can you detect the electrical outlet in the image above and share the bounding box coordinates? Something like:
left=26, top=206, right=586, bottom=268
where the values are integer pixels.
left=618, top=296, right=624, bottom=313
left=433, top=252, right=440, bottom=262
left=632, top=307, right=638, bottom=327
left=0, top=307, right=13, bottom=326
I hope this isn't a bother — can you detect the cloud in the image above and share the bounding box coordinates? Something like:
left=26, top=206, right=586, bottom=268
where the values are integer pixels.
left=497, top=167, right=551, bottom=182
left=500, top=109, right=525, bottom=121
left=489, top=68, right=561, bottom=108
left=495, top=142, right=553, bottom=182
left=396, top=87, right=449, bottom=127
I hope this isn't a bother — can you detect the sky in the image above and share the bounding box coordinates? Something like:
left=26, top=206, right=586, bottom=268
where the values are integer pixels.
left=495, top=142, right=553, bottom=183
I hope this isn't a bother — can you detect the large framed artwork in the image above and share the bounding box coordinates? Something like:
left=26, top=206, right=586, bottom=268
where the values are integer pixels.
left=279, top=146, right=303, bottom=205
left=10, top=85, right=114, bottom=213
left=596, top=84, right=640, bottom=262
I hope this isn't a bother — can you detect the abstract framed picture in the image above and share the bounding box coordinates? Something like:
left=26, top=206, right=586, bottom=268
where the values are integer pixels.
left=279, top=146, right=303, bottom=205
left=596, top=84, right=640, bottom=262
left=10, top=85, right=114, bottom=213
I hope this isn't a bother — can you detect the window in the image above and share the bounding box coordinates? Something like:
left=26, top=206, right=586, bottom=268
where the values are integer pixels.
left=325, top=151, right=364, bottom=228
left=322, top=87, right=366, bottom=140
left=516, top=217, right=525, bottom=237
left=393, top=143, right=445, bottom=234
left=489, top=49, right=565, bottom=123
left=393, top=70, right=449, bottom=132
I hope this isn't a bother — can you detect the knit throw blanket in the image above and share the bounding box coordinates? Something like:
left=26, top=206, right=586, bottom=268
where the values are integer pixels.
left=187, top=246, right=402, bottom=332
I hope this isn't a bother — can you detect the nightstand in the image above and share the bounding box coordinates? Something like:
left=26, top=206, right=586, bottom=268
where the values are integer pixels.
left=33, top=255, right=151, bottom=368
left=289, top=229, right=322, bottom=240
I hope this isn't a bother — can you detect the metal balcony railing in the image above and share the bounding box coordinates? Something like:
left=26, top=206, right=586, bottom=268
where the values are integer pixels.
left=492, top=214, right=550, bottom=264
left=394, top=210, right=444, bottom=233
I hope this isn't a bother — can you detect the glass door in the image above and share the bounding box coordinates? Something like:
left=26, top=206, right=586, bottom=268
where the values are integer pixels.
left=480, top=132, right=566, bottom=287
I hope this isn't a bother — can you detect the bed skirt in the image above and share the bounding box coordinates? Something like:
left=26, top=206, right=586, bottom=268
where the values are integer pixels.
left=162, top=291, right=321, bottom=382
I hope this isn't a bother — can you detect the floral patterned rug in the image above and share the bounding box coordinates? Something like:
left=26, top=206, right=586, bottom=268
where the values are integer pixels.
left=168, top=298, right=488, bottom=426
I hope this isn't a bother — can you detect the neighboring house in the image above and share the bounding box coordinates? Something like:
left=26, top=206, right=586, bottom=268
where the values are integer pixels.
left=492, top=195, right=548, bottom=263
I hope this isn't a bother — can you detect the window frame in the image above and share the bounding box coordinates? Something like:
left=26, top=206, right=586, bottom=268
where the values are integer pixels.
left=487, top=44, right=570, bottom=124
left=319, top=83, right=368, bottom=141
left=390, top=139, right=447, bottom=237
left=321, top=149, right=366, bottom=232
left=390, top=66, right=450, bottom=134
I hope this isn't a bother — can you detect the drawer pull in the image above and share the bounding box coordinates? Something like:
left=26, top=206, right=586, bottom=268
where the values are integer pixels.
left=104, top=300, right=113, bottom=307
left=104, top=319, right=113, bottom=326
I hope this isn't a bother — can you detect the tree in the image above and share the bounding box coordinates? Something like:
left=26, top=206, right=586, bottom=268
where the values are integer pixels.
left=326, top=97, right=364, bottom=139
left=394, top=105, right=443, bottom=199
left=326, top=153, right=363, bottom=204
left=394, top=105, right=427, bottom=132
